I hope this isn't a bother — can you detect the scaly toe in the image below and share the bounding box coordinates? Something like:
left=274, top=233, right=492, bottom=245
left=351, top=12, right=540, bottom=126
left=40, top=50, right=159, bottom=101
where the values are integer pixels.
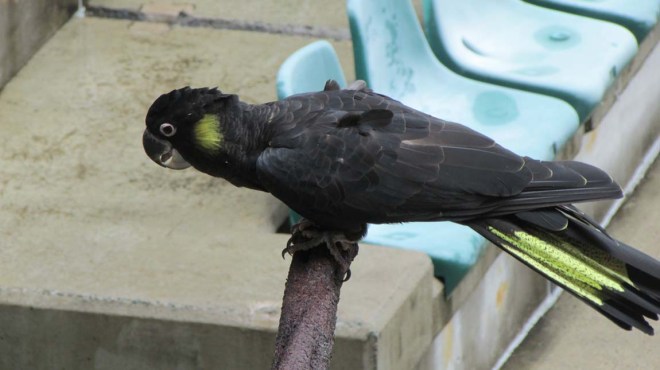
left=283, top=220, right=360, bottom=279
left=282, top=234, right=325, bottom=259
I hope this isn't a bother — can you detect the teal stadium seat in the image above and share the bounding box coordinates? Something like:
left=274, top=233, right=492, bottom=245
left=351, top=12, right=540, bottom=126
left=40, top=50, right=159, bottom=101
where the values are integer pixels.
left=526, top=0, right=660, bottom=42
left=276, top=40, right=347, bottom=98
left=277, top=0, right=588, bottom=291
left=345, top=0, right=580, bottom=292
left=423, top=0, right=638, bottom=120
left=276, top=39, right=497, bottom=291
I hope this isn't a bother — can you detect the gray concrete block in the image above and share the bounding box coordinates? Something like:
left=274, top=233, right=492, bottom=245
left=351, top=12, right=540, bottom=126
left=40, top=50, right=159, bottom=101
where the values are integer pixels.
left=0, top=0, right=78, bottom=89
left=0, top=17, right=433, bottom=369
left=0, top=239, right=435, bottom=369
left=89, top=0, right=350, bottom=30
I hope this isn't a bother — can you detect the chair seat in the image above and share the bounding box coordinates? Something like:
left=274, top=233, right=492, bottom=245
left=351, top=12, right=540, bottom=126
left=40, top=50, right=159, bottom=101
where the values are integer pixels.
left=276, top=40, right=347, bottom=98
left=347, top=0, right=581, bottom=293
left=366, top=222, right=485, bottom=291
left=349, top=0, right=580, bottom=159
left=423, top=0, right=638, bottom=120
left=525, top=0, right=660, bottom=42
left=277, top=8, right=581, bottom=292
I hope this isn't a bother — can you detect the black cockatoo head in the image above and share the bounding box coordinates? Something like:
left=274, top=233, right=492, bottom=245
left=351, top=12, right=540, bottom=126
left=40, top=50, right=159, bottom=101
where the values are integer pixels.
left=142, top=86, right=237, bottom=171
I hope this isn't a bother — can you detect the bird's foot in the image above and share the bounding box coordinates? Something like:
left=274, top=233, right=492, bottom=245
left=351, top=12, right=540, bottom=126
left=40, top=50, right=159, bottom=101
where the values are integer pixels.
left=283, top=220, right=363, bottom=281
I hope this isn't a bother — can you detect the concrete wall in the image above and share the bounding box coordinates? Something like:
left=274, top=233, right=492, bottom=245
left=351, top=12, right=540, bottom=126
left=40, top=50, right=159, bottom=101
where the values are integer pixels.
left=0, top=0, right=78, bottom=89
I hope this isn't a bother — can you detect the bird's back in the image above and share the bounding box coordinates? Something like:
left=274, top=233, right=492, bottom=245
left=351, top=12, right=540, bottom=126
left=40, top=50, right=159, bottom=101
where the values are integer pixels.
left=258, top=87, right=621, bottom=228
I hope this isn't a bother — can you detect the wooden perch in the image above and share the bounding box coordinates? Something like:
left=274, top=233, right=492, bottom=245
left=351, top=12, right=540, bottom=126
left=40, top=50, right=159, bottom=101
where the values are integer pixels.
left=271, top=242, right=359, bottom=370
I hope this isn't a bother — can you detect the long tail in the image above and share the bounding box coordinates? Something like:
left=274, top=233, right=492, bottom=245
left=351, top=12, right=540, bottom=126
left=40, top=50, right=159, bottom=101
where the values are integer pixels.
left=466, top=205, right=660, bottom=335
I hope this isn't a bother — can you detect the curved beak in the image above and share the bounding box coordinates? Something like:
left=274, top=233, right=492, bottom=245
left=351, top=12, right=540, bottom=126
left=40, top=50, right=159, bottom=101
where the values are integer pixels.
left=142, top=129, right=191, bottom=170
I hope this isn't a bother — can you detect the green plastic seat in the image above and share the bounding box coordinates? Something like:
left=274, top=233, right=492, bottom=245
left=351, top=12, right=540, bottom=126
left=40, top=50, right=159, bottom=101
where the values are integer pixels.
left=276, top=40, right=347, bottom=98
left=348, top=0, right=579, bottom=160
left=276, top=40, right=493, bottom=291
left=526, top=0, right=660, bottom=42
left=276, top=40, right=490, bottom=292
left=423, top=0, right=638, bottom=120
left=347, top=0, right=580, bottom=292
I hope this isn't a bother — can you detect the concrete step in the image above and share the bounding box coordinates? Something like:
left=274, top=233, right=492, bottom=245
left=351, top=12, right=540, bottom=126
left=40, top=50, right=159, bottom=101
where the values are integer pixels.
left=0, top=16, right=438, bottom=369
left=89, top=0, right=350, bottom=31
left=0, top=0, right=78, bottom=88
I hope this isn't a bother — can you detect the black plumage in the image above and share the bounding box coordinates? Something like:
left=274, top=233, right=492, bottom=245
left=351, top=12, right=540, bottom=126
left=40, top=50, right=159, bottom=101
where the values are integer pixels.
left=143, top=82, right=660, bottom=334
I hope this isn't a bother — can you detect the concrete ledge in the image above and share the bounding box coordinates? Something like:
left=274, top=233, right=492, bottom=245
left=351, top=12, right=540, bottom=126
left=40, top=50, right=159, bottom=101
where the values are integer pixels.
left=0, top=239, right=435, bottom=370
left=87, top=0, right=351, bottom=38
left=87, top=0, right=349, bottom=28
left=0, top=17, right=433, bottom=369
left=0, top=0, right=78, bottom=89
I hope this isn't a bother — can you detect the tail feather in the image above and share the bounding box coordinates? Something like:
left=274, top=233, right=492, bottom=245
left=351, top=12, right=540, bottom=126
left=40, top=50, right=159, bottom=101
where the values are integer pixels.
left=601, top=301, right=652, bottom=333
left=560, top=205, right=660, bottom=277
left=629, top=266, right=660, bottom=301
left=466, top=207, right=660, bottom=335
left=615, top=288, right=660, bottom=319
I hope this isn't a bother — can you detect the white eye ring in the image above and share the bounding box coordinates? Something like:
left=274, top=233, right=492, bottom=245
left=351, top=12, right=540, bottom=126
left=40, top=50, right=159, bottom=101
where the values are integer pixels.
left=160, top=123, right=176, bottom=137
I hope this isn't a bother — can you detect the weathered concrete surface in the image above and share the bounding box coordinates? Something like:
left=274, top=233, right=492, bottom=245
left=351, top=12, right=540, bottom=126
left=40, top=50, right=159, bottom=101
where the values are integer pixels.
left=503, top=154, right=660, bottom=370
left=416, top=252, right=551, bottom=370
left=0, top=237, right=435, bottom=370
left=88, top=0, right=350, bottom=29
left=0, top=16, right=438, bottom=369
left=85, top=0, right=426, bottom=41
left=0, top=0, right=78, bottom=88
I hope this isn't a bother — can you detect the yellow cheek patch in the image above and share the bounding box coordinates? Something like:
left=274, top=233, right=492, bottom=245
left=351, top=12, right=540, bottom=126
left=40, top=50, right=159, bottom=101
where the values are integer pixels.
left=194, top=114, right=223, bottom=152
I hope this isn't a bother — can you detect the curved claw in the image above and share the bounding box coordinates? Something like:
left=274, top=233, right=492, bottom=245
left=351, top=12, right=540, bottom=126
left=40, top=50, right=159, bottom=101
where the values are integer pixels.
left=343, top=269, right=352, bottom=282
left=282, top=237, right=294, bottom=259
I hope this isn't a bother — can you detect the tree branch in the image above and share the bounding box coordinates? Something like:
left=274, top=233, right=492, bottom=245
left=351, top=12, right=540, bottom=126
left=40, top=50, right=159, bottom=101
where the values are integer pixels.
left=271, top=242, right=358, bottom=370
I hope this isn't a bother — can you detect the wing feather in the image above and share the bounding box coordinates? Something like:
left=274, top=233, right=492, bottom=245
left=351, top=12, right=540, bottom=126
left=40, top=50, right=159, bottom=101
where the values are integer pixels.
left=256, top=88, right=620, bottom=228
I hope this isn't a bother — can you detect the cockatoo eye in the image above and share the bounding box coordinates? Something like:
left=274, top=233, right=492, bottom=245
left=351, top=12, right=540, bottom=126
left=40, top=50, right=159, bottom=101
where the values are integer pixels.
left=160, top=123, right=176, bottom=137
